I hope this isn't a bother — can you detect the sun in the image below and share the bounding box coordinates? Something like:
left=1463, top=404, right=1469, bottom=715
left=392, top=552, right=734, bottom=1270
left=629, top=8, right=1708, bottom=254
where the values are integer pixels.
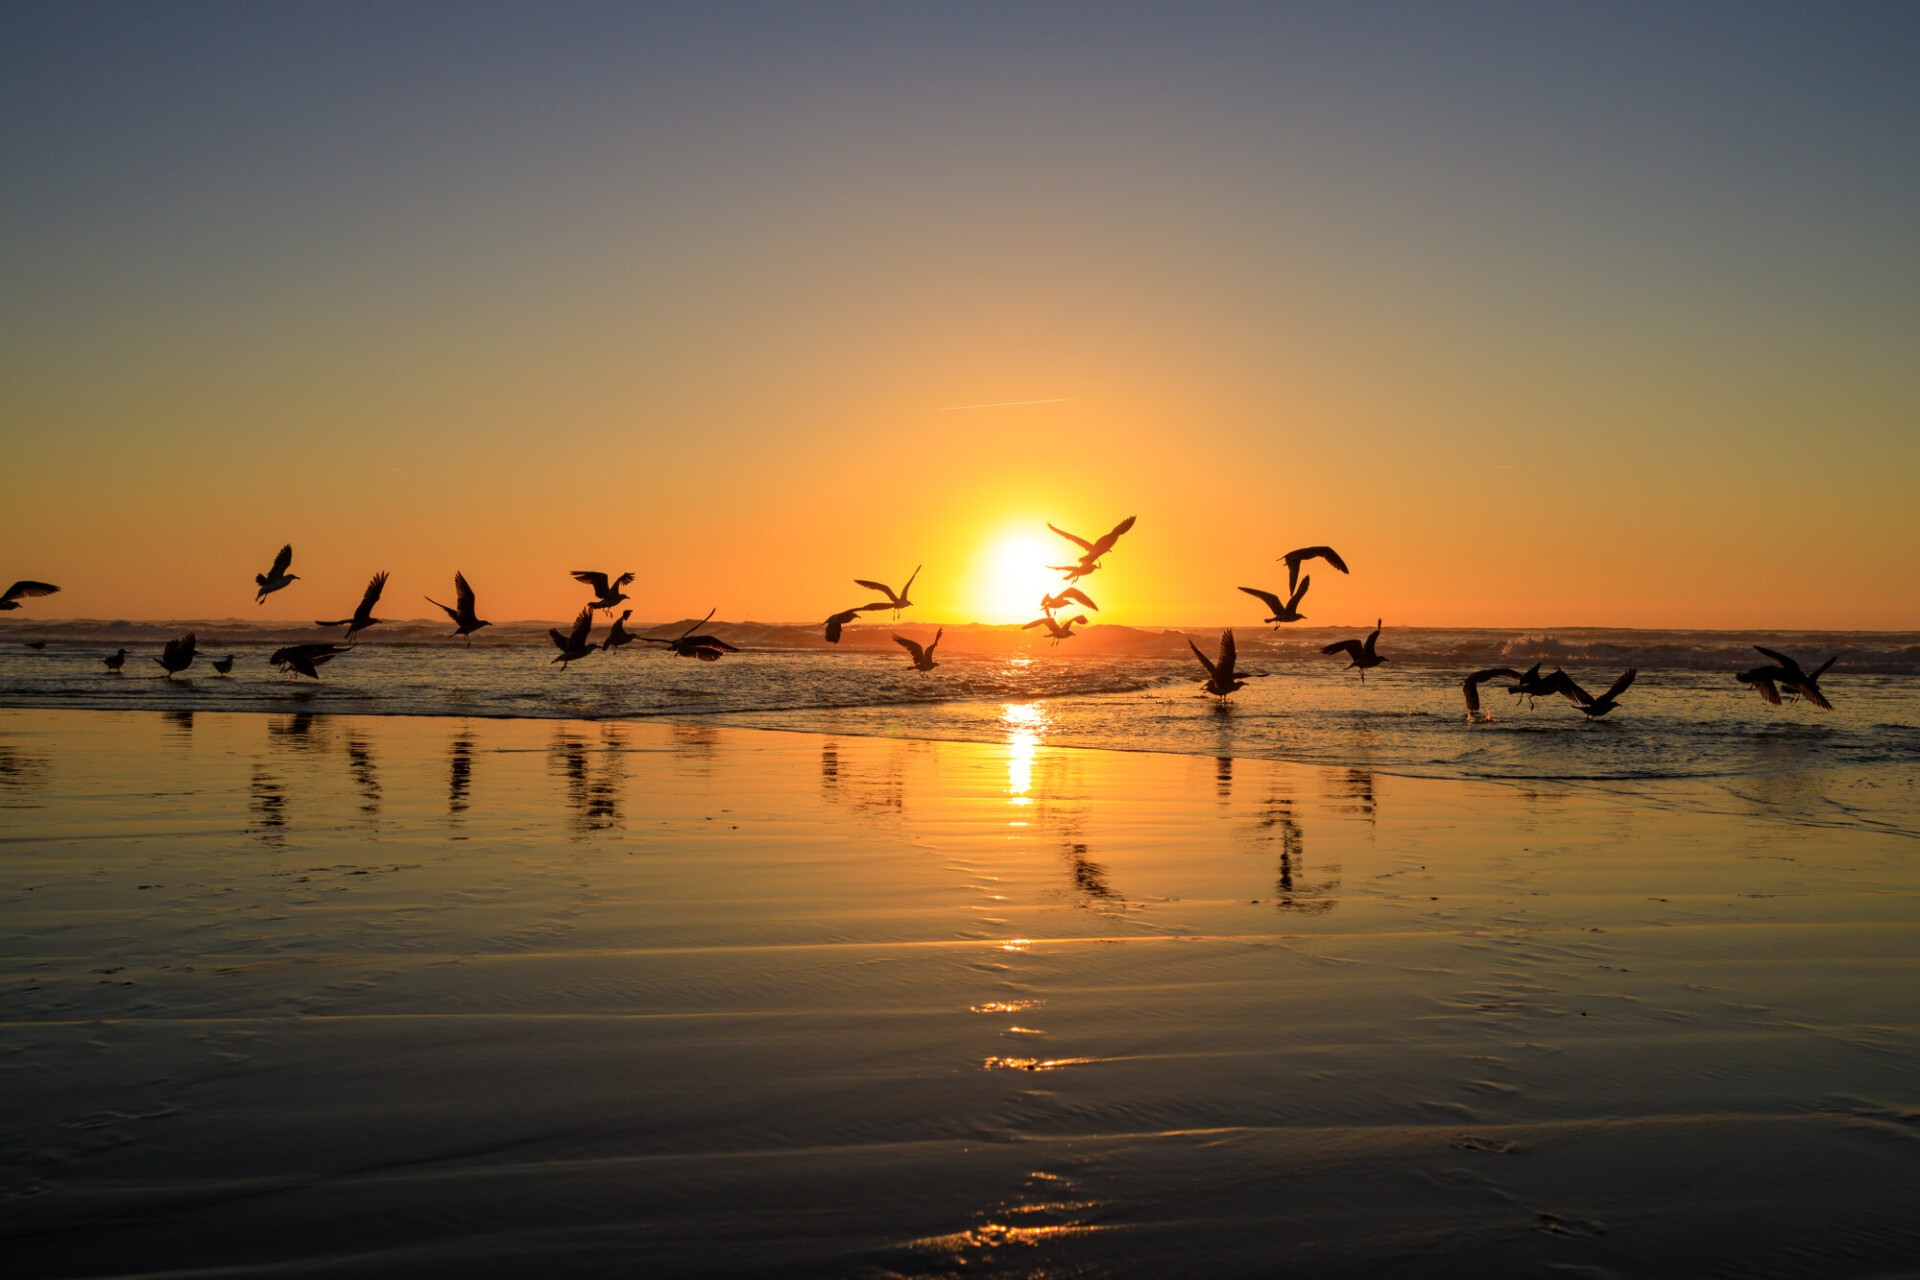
left=972, top=529, right=1062, bottom=624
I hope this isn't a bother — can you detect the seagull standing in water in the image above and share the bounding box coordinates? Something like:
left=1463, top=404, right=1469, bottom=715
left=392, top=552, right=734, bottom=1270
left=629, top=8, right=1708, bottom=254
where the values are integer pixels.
left=1462, top=667, right=1525, bottom=722
left=644, top=609, right=741, bottom=661
left=1189, top=629, right=1266, bottom=698
left=254, top=545, right=298, bottom=604
left=317, top=572, right=389, bottom=641
left=1752, top=646, right=1837, bottom=710
left=1, top=581, right=59, bottom=612
left=1239, top=579, right=1311, bottom=626
left=1277, top=546, right=1349, bottom=595
left=1321, top=619, right=1387, bottom=681
left=425, top=572, right=490, bottom=646
left=103, top=648, right=127, bottom=673
left=853, top=566, right=920, bottom=619
left=211, top=654, right=236, bottom=676
left=1047, top=516, right=1136, bottom=580
left=572, top=571, right=634, bottom=615
left=154, top=634, right=200, bottom=678
left=893, top=629, right=942, bottom=671
left=548, top=606, right=599, bottom=668
left=1024, top=613, right=1090, bottom=644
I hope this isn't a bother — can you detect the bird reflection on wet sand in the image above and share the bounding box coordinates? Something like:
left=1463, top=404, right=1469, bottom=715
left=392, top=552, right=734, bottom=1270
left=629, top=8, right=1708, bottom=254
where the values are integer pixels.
left=345, top=735, right=380, bottom=818
left=448, top=733, right=474, bottom=816
left=249, top=767, right=287, bottom=846
left=549, top=725, right=626, bottom=834
left=1249, top=794, right=1337, bottom=913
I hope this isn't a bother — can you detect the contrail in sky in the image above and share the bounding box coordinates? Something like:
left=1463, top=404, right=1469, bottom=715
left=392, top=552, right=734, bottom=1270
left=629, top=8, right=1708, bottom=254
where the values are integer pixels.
left=934, top=397, right=1071, bottom=412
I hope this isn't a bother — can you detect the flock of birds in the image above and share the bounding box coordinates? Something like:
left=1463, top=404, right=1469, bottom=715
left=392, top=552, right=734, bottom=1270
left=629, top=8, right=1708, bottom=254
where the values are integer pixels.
left=1, top=528, right=1845, bottom=721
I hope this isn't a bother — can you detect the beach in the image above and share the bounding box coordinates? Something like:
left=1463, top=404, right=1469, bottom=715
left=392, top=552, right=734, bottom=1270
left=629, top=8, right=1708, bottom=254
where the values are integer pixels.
left=5, top=706, right=1917, bottom=1277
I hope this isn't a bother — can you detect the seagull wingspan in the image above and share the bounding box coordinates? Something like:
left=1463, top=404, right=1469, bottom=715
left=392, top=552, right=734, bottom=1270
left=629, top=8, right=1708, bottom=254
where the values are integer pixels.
left=1188, top=638, right=1219, bottom=680
left=892, top=634, right=925, bottom=661
left=2, top=580, right=60, bottom=604
left=1239, top=586, right=1284, bottom=615
left=268, top=544, right=293, bottom=579
left=1047, top=523, right=1094, bottom=553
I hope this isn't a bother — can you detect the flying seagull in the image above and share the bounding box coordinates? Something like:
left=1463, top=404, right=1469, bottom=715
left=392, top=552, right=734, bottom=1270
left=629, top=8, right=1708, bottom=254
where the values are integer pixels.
left=317, top=571, right=389, bottom=641
left=853, top=565, right=920, bottom=619
left=1737, top=661, right=1791, bottom=705
left=1750, top=647, right=1837, bottom=709
left=270, top=642, right=352, bottom=680
left=1040, top=587, right=1098, bottom=614
left=549, top=606, right=599, bottom=668
left=1321, top=619, right=1387, bottom=681
left=1024, top=613, right=1090, bottom=644
left=1189, top=629, right=1266, bottom=698
left=1572, top=668, right=1637, bottom=719
left=1278, top=546, right=1349, bottom=595
left=1239, top=578, right=1311, bottom=626
left=1462, top=667, right=1525, bottom=721
left=572, top=571, right=634, bottom=614
left=254, top=545, right=297, bottom=604
left=426, top=572, right=490, bottom=646
left=893, top=628, right=942, bottom=671
left=823, top=607, right=865, bottom=644
left=644, top=609, right=741, bottom=661
left=1047, top=516, right=1136, bottom=580
left=211, top=654, right=236, bottom=676
left=600, top=610, right=638, bottom=652
left=1, top=581, right=59, bottom=612
left=154, top=633, right=200, bottom=678
left=103, top=648, right=127, bottom=673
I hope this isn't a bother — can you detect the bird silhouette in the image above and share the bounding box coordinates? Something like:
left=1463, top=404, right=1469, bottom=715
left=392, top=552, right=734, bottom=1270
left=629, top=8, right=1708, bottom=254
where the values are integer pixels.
left=426, top=572, right=490, bottom=646
left=1570, top=669, right=1637, bottom=719
left=600, top=610, right=638, bottom=652
left=103, top=648, right=127, bottom=673
left=1040, top=587, right=1099, bottom=613
left=893, top=628, right=942, bottom=671
left=1321, top=619, right=1387, bottom=681
left=1277, top=546, right=1348, bottom=595
left=211, top=654, right=236, bottom=676
left=823, top=607, right=868, bottom=644
left=254, top=545, right=298, bottom=604
left=1504, top=663, right=1586, bottom=707
left=1023, top=613, right=1089, bottom=644
left=1, top=581, right=59, bottom=612
left=154, top=633, right=199, bottom=678
left=853, top=566, right=920, bottom=618
left=1047, top=516, right=1136, bottom=580
left=1239, top=578, right=1311, bottom=626
left=644, top=609, right=741, bottom=661
left=1462, top=667, right=1525, bottom=721
left=1736, top=662, right=1791, bottom=705
left=316, top=572, right=389, bottom=641
left=572, top=571, right=634, bottom=614
left=1752, top=647, right=1836, bottom=709
left=548, top=606, right=599, bottom=668
left=1189, top=629, right=1266, bottom=698
left=270, top=642, right=352, bottom=680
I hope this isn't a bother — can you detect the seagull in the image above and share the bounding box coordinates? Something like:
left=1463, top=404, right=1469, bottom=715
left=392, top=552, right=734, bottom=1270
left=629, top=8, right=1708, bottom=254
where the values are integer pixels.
left=600, top=610, right=638, bottom=652
left=316, top=572, right=389, bottom=641
left=103, top=648, right=127, bottom=673
left=269, top=642, right=352, bottom=680
left=1239, top=579, right=1311, bottom=626
left=211, top=654, right=236, bottom=676
left=1462, top=667, right=1525, bottom=721
left=254, top=545, right=297, bottom=604
left=1023, top=613, right=1089, bottom=644
left=1189, top=629, right=1267, bottom=698
left=853, top=565, right=920, bottom=619
left=1753, top=647, right=1837, bottom=709
left=548, top=606, right=599, bottom=668
left=1737, top=662, right=1791, bottom=705
left=1040, top=587, right=1098, bottom=614
left=1277, top=546, right=1349, bottom=595
left=893, top=629, right=942, bottom=671
left=1321, top=619, right=1387, bottom=681
left=572, top=571, right=634, bottom=614
left=0, top=581, right=59, bottom=612
left=1571, top=669, right=1637, bottom=719
left=1047, top=516, right=1136, bottom=580
left=425, top=572, right=490, bottom=646
left=644, top=609, right=741, bottom=661
left=823, top=607, right=867, bottom=644
left=154, top=633, right=200, bottom=678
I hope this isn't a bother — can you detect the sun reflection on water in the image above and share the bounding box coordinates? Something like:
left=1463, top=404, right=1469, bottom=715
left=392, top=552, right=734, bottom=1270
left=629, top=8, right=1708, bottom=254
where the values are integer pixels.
left=1000, top=701, right=1047, bottom=803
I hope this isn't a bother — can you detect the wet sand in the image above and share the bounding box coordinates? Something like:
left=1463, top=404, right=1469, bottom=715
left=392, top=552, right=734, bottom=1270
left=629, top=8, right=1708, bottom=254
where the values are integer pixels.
left=3, top=707, right=1918, bottom=1277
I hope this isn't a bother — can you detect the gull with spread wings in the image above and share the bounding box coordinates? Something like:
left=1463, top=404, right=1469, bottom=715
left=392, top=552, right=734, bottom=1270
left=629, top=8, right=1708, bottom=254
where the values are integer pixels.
left=572, top=571, right=634, bottom=614
left=316, top=572, right=389, bottom=641
left=1751, top=647, right=1837, bottom=709
left=1239, top=578, right=1311, bottom=626
left=1040, top=587, right=1098, bottom=614
left=548, top=606, right=599, bottom=668
left=1321, top=619, right=1387, bottom=681
left=154, top=633, right=200, bottom=678
left=1189, top=629, right=1267, bottom=698
left=1047, top=516, right=1136, bottom=580
left=1462, top=667, right=1525, bottom=721
left=645, top=610, right=741, bottom=661
left=425, top=572, right=491, bottom=646
left=1024, top=613, right=1090, bottom=644
left=893, top=628, right=942, bottom=671
left=853, top=565, right=920, bottom=619
left=271, top=642, right=353, bottom=681
left=1277, top=546, right=1348, bottom=595
left=254, top=545, right=298, bottom=604
left=1, top=580, right=59, bottom=612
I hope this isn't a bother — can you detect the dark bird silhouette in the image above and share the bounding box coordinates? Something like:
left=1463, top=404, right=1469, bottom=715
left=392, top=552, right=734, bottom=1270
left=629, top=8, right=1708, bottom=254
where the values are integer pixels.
left=548, top=606, right=599, bottom=668
left=1239, top=578, right=1311, bottom=626
left=893, top=628, right=942, bottom=671
left=426, top=572, right=490, bottom=645
left=211, top=654, right=236, bottom=676
left=103, top=648, right=126, bottom=673
left=1505, top=663, right=1587, bottom=707
left=254, top=545, right=297, bottom=604
left=1573, top=668, right=1637, bottom=719
left=316, top=571, right=389, bottom=641
left=572, top=570, right=634, bottom=614
left=823, top=607, right=865, bottom=644
left=270, top=642, right=352, bottom=680
left=645, top=609, right=741, bottom=661
left=1737, top=662, right=1791, bottom=705
left=853, top=565, right=921, bottom=618
left=1024, top=613, right=1090, bottom=644
left=154, top=633, right=199, bottom=678
left=1462, top=667, right=1525, bottom=721
left=601, top=610, right=638, bottom=651
left=1040, top=587, right=1099, bottom=614
left=1, top=581, right=59, bottom=612
left=1049, top=516, right=1136, bottom=567
left=1753, top=646, right=1837, bottom=709
left=1277, top=546, right=1349, bottom=595
left=1189, top=629, right=1266, bottom=698
left=1321, top=620, right=1387, bottom=681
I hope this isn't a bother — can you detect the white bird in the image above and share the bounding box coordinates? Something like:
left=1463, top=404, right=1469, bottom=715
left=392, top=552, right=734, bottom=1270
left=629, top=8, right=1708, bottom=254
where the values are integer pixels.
left=254, top=545, right=298, bottom=604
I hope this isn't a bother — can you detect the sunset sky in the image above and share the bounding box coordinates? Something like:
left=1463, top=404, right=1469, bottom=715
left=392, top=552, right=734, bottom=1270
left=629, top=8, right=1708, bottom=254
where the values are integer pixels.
left=4, top=3, right=1915, bottom=629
